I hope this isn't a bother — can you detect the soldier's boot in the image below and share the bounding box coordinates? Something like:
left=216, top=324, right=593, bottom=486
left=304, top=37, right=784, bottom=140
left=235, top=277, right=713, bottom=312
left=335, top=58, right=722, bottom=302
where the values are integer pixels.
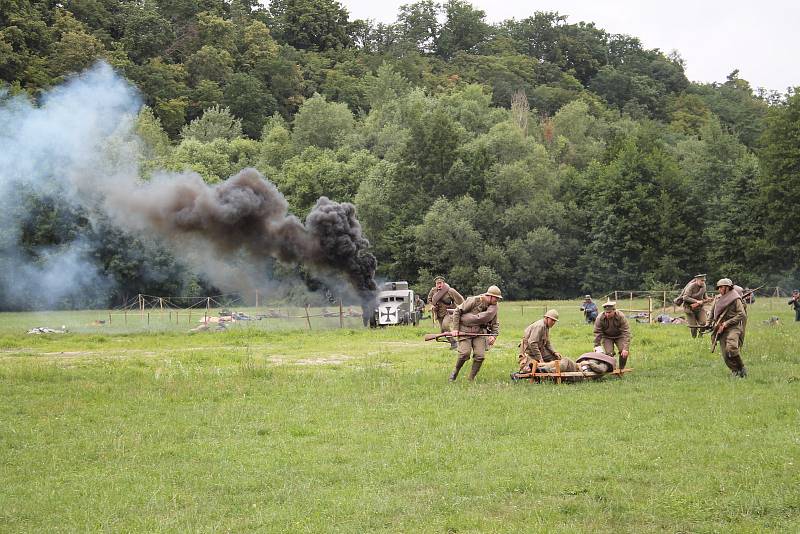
left=449, top=357, right=468, bottom=382
left=467, top=359, right=484, bottom=381
left=738, top=366, right=748, bottom=378
left=447, top=337, right=457, bottom=350
left=690, top=328, right=697, bottom=339
left=618, top=355, right=628, bottom=370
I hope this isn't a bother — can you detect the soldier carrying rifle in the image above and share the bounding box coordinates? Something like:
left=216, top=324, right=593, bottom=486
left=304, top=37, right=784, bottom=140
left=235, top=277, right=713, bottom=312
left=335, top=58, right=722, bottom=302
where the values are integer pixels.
left=446, top=285, right=502, bottom=382
left=427, top=276, right=464, bottom=349
left=707, top=278, right=748, bottom=378
left=675, top=273, right=712, bottom=338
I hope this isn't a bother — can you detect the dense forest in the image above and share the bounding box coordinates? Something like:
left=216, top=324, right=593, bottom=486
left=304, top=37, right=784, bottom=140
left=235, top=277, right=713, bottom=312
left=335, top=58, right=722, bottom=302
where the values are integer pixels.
left=1, top=0, right=799, bottom=309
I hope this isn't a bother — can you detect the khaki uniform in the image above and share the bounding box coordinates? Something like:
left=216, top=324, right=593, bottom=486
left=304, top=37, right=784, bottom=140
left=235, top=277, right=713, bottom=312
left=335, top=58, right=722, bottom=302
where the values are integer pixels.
left=710, top=294, right=747, bottom=374
left=427, top=285, right=464, bottom=333
left=516, top=319, right=578, bottom=375
left=679, top=280, right=708, bottom=336
left=593, top=311, right=631, bottom=368
left=518, top=319, right=558, bottom=371
left=451, top=296, right=499, bottom=380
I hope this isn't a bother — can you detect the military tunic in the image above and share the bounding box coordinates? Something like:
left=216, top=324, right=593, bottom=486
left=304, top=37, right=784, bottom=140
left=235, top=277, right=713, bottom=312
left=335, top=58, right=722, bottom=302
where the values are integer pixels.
left=593, top=311, right=631, bottom=365
left=451, top=296, right=499, bottom=380
left=679, top=280, right=709, bottom=336
left=518, top=319, right=557, bottom=371
left=427, top=285, right=464, bottom=332
left=710, top=293, right=747, bottom=374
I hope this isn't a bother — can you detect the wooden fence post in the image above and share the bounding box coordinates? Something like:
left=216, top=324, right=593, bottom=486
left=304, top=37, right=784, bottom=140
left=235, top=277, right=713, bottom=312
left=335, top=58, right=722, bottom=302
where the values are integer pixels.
left=305, top=304, right=312, bottom=330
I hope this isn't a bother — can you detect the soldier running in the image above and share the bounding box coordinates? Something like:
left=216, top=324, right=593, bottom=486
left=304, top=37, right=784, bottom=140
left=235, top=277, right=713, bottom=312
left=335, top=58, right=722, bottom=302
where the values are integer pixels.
left=708, top=278, right=748, bottom=378
left=447, top=285, right=501, bottom=382
left=676, top=274, right=711, bottom=338
left=427, top=276, right=464, bottom=349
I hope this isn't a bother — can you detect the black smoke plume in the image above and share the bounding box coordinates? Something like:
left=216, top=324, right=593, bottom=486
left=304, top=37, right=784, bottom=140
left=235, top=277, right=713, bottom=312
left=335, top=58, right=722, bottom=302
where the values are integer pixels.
left=110, top=168, right=377, bottom=303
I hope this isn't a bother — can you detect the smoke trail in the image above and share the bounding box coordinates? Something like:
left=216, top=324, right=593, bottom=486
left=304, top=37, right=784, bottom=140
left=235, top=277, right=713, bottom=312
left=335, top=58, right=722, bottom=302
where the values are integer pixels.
left=0, top=62, right=377, bottom=307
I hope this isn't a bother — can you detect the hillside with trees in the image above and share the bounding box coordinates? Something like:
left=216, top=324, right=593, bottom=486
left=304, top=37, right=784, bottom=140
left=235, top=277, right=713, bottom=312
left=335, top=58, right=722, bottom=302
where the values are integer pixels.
left=1, top=0, right=798, bottom=308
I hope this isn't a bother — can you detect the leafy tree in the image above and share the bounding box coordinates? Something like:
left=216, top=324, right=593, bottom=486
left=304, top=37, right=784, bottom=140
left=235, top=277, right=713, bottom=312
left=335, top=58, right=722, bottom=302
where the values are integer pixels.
left=292, top=93, right=354, bottom=150
left=121, top=2, right=174, bottom=64
left=181, top=105, right=243, bottom=142
left=396, top=1, right=440, bottom=53
left=436, top=0, right=490, bottom=59
left=135, top=106, right=172, bottom=172
left=222, top=72, right=276, bottom=138
left=274, top=147, right=377, bottom=214
left=185, top=45, right=234, bottom=84
left=758, top=89, right=800, bottom=267
left=188, top=79, right=223, bottom=121
left=268, top=0, right=353, bottom=51
left=154, top=96, right=188, bottom=137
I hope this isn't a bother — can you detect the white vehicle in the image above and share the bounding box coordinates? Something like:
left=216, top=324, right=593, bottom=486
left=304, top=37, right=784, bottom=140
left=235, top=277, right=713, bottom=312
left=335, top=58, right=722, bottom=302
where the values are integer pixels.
left=370, top=281, right=419, bottom=327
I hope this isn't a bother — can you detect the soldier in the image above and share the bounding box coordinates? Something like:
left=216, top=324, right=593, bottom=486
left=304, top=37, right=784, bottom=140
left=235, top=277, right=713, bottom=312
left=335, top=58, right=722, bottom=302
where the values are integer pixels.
left=788, top=289, right=800, bottom=322
left=676, top=274, right=711, bottom=338
left=513, top=309, right=578, bottom=378
left=593, top=301, right=631, bottom=369
left=709, top=278, right=748, bottom=377
left=580, top=295, right=598, bottom=323
left=427, top=276, right=465, bottom=349
left=447, top=285, right=501, bottom=382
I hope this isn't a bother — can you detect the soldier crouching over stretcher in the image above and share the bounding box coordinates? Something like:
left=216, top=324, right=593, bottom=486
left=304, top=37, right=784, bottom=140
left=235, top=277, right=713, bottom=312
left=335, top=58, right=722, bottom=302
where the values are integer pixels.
left=593, top=301, right=631, bottom=369
left=511, top=309, right=579, bottom=380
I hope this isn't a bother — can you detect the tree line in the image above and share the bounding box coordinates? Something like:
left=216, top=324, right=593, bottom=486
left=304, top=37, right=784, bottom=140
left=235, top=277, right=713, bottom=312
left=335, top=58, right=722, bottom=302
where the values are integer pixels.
left=1, top=0, right=798, bottom=308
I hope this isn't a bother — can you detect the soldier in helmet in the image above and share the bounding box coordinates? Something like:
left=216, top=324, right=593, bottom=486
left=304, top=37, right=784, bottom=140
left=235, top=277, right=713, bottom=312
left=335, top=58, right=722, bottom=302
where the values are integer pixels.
left=593, top=301, right=631, bottom=369
left=427, top=275, right=465, bottom=349
left=676, top=274, right=711, bottom=338
left=709, top=278, right=748, bottom=377
left=447, top=285, right=501, bottom=381
left=513, top=309, right=578, bottom=378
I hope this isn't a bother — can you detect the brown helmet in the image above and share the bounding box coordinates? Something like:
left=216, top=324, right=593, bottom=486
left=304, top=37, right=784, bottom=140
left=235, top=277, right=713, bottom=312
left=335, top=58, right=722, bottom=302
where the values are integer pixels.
left=543, top=309, right=559, bottom=321
left=484, top=285, right=503, bottom=299
left=716, top=278, right=733, bottom=289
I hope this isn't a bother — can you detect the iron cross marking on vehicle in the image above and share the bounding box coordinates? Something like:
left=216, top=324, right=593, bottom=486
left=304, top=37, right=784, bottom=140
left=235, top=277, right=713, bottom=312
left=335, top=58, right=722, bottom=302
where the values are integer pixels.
left=381, top=306, right=396, bottom=322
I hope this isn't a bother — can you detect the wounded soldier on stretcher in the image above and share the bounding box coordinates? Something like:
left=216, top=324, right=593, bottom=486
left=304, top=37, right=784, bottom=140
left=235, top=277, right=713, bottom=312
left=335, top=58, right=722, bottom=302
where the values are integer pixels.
left=512, top=349, right=617, bottom=380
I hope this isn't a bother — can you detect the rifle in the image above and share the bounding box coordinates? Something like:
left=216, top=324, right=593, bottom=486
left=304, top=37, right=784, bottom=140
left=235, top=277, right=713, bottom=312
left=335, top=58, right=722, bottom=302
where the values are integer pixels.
left=709, top=317, right=724, bottom=353
left=423, top=332, right=496, bottom=342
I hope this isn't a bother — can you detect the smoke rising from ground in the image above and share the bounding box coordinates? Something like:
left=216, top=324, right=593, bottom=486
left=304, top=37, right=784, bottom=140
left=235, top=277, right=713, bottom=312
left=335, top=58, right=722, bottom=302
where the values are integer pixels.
left=0, top=62, right=376, bottom=308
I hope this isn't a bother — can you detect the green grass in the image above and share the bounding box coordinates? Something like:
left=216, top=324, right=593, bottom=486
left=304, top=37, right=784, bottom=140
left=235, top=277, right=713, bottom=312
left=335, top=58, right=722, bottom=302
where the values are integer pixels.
left=1, top=300, right=798, bottom=532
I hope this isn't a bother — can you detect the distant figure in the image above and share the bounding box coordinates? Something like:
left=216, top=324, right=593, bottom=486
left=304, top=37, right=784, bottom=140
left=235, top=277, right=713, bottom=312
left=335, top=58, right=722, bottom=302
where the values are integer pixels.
left=709, top=278, right=748, bottom=378
left=788, top=289, right=800, bottom=322
left=580, top=295, right=598, bottom=323
left=675, top=274, right=711, bottom=338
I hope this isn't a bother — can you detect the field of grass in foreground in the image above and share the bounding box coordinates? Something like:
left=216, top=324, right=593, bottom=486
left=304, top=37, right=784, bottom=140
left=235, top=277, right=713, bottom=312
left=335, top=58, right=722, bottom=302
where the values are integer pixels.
left=1, top=299, right=799, bottom=532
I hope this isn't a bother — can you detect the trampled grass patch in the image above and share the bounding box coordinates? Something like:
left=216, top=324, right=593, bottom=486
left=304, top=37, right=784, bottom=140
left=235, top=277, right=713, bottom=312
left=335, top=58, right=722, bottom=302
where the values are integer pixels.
left=1, top=300, right=799, bottom=532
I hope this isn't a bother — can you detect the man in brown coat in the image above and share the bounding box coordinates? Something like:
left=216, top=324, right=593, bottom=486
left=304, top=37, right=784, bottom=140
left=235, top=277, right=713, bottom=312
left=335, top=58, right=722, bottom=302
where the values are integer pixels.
left=427, top=276, right=465, bottom=349
left=447, top=285, right=501, bottom=381
left=709, top=278, right=748, bottom=377
left=593, top=301, right=631, bottom=369
left=515, top=310, right=577, bottom=375
left=676, top=274, right=711, bottom=337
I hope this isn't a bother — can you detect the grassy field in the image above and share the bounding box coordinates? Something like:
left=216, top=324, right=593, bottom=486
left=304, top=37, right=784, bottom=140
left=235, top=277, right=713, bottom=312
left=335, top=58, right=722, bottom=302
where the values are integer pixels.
left=1, top=299, right=798, bottom=532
